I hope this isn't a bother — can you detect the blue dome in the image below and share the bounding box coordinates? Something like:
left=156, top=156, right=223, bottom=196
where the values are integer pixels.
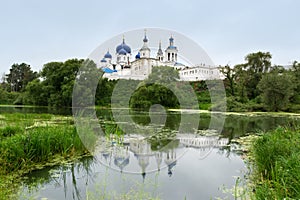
left=123, top=44, right=131, bottom=53
left=135, top=52, right=141, bottom=59
left=116, top=38, right=131, bottom=54
left=101, top=58, right=107, bottom=63
left=104, top=51, right=112, bottom=59
left=118, top=48, right=127, bottom=55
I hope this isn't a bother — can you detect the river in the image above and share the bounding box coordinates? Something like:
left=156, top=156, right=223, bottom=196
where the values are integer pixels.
left=1, top=106, right=299, bottom=200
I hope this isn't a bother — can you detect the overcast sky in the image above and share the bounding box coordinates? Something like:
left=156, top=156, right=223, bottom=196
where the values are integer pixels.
left=0, top=0, right=299, bottom=75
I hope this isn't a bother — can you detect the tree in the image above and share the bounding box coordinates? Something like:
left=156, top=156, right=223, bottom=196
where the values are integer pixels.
left=258, top=72, right=294, bottom=111
left=72, top=59, right=103, bottom=107
left=287, top=61, right=300, bottom=105
left=6, top=63, right=37, bottom=92
left=96, top=78, right=117, bottom=106
left=145, top=66, right=179, bottom=85
left=220, top=65, right=236, bottom=96
left=130, top=66, right=180, bottom=110
left=244, top=51, right=272, bottom=73
left=24, top=79, right=48, bottom=106
left=0, top=86, right=7, bottom=104
left=291, top=61, right=300, bottom=93
left=243, top=51, right=272, bottom=99
left=233, top=64, right=248, bottom=103
left=24, top=58, right=89, bottom=107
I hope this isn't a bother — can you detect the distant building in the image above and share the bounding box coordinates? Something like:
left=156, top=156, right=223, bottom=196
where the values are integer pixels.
left=98, top=31, right=221, bottom=81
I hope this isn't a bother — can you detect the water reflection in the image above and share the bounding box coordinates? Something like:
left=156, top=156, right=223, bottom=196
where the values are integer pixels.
left=95, top=130, right=229, bottom=175
left=22, top=156, right=95, bottom=200
left=22, top=132, right=234, bottom=200
left=3, top=107, right=297, bottom=199
left=0, top=105, right=72, bottom=115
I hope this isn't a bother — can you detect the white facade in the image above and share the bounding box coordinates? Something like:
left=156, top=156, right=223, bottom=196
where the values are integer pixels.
left=179, top=65, right=221, bottom=81
left=99, top=33, right=221, bottom=81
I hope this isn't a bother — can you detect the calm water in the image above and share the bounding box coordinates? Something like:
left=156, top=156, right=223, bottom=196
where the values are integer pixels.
left=1, top=106, right=299, bottom=200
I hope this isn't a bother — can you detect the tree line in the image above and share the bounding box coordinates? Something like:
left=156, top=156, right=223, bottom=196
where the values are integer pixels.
left=0, top=51, right=299, bottom=112
left=0, top=59, right=116, bottom=107
left=220, top=51, right=300, bottom=112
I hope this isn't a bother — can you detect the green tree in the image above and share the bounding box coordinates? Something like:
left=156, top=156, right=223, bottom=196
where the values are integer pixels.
left=233, top=64, right=248, bottom=103
left=291, top=61, right=300, bottom=93
left=244, top=51, right=272, bottom=99
left=130, top=66, right=180, bottom=110
left=6, top=63, right=37, bottom=92
left=40, top=59, right=83, bottom=107
left=23, top=58, right=90, bottom=107
left=73, top=59, right=102, bottom=107
left=258, top=72, right=294, bottom=111
left=145, top=66, right=179, bottom=85
left=0, top=86, right=7, bottom=104
left=24, top=79, right=48, bottom=106
left=288, top=61, right=300, bottom=106
left=220, top=65, right=236, bottom=96
left=96, top=78, right=117, bottom=106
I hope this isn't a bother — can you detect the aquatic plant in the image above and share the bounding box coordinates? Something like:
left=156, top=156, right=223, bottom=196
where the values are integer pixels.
left=0, top=126, right=87, bottom=173
left=251, top=127, right=300, bottom=199
left=0, top=113, right=88, bottom=199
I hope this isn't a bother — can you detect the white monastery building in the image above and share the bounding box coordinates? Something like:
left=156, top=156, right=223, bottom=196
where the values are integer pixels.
left=98, top=31, right=221, bottom=81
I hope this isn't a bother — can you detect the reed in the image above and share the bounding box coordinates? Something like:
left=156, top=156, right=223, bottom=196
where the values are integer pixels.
left=251, top=127, right=300, bottom=199
left=0, top=125, right=87, bottom=174
left=0, top=113, right=88, bottom=199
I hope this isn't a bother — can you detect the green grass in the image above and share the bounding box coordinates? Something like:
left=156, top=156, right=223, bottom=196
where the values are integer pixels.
left=0, top=126, right=86, bottom=173
left=0, top=113, right=88, bottom=199
left=251, top=127, right=300, bottom=199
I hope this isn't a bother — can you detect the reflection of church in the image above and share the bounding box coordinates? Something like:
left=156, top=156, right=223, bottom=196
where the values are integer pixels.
left=129, top=139, right=177, bottom=178
left=98, top=31, right=221, bottom=81
left=179, top=134, right=228, bottom=148
left=98, top=133, right=228, bottom=179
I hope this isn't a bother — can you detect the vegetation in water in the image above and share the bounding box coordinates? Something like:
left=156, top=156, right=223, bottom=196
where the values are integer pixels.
left=250, top=127, right=300, bottom=199
left=217, top=126, right=300, bottom=200
left=0, top=113, right=88, bottom=200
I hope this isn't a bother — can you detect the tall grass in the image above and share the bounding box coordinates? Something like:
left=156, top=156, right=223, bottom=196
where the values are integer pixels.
left=0, top=113, right=88, bottom=199
left=0, top=125, right=87, bottom=174
left=251, top=127, right=300, bottom=199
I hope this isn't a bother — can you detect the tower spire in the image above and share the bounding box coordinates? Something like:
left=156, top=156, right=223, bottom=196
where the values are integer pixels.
left=169, top=34, right=174, bottom=46
left=140, top=29, right=150, bottom=58
left=143, top=29, right=148, bottom=43
left=156, top=40, right=164, bottom=61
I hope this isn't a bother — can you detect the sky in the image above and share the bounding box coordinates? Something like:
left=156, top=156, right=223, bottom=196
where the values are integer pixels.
left=0, top=0, right=300, bottom=75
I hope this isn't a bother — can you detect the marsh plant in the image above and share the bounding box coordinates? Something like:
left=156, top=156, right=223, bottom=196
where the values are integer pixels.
left=0, top=113, right=88, bottom=199
left=251, top=127, right=300, bottom=199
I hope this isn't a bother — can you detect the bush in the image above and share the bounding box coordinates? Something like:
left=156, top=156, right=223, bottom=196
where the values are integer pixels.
left=0, top=90, right=19, bottom=105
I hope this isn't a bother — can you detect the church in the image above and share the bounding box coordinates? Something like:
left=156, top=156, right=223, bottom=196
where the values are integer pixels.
left=98, top=31, right=221, bottom=81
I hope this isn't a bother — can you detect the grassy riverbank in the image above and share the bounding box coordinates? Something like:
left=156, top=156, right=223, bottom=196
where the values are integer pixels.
left=0, top=113, right=88, bottom=199
left=250, top=127, right=300, bottom=199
